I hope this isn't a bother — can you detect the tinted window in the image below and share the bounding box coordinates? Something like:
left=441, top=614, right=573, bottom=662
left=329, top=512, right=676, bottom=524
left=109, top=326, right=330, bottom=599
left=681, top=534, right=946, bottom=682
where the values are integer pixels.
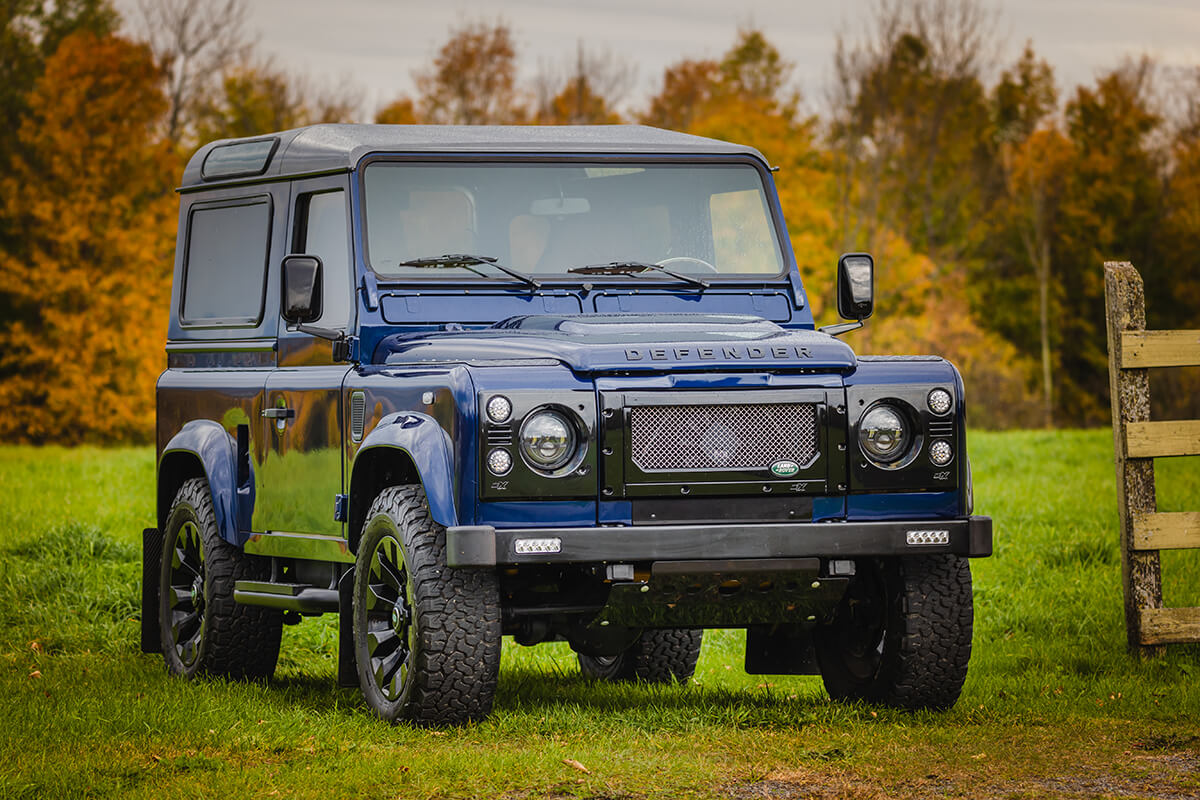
left=182, top=199, right=270, bottom=324
left=202, top=139, right=278, bottom=180
left=296, top=191, right=351, bottom=328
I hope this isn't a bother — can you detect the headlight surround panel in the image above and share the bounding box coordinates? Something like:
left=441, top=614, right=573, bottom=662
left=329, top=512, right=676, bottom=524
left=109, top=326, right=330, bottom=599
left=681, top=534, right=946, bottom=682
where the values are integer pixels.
left=478, top=390, right=597, bottom=499
left=847, top=383, right=959, bottom=492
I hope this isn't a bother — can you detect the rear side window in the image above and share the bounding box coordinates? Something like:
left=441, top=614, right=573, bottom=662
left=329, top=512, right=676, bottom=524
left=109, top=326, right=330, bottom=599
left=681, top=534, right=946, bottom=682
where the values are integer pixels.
left=182, top=198, right=271, bottom=325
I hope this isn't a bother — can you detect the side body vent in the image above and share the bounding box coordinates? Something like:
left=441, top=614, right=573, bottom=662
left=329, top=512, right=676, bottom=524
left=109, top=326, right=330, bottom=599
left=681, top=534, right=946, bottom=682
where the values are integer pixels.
left=350, top=391, right=366, bottom=442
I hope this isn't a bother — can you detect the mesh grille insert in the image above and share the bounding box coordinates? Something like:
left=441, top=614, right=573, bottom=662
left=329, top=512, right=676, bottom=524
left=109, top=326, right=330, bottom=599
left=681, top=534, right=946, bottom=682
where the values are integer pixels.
left=629, top=403, right=818, bottom=471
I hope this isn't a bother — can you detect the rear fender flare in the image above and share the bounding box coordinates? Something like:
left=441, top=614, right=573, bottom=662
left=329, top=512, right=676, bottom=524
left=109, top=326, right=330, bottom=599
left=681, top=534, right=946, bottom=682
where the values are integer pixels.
left=158, top=420, right=244, bottom=546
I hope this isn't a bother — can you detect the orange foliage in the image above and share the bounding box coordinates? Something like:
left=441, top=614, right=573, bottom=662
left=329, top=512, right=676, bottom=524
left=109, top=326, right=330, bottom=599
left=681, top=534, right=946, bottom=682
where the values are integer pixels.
left=0, top=32, right=178, bottom=444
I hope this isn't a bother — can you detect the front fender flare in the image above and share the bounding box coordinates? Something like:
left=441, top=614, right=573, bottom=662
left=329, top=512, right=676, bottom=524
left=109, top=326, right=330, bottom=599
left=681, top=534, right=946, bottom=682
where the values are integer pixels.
left=352, top=412, right=458, bottom=529
left=159, top=420, right=245, bottom=546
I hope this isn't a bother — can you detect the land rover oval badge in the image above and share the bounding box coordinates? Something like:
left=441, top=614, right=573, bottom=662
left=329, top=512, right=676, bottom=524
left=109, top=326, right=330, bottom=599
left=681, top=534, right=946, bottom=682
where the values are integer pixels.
left=770, top=460, right=800, bottom=477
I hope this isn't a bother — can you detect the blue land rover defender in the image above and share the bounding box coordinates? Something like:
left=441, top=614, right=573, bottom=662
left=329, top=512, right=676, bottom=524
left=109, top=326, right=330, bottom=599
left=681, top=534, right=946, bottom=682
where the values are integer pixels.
left=142, top=125, right=992, bottom=725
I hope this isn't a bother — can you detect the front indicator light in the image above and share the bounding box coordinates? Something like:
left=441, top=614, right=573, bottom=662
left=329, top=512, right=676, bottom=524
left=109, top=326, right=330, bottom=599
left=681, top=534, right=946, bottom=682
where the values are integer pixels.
left=927, top=388, right=952, bottom=415
left=487, top=448, right=512, bottom=475
left=929, top=440, right=953, bottom=466
left=486, top=395, right=512, bottom=423
left=858, top=404, right=910, bottom=463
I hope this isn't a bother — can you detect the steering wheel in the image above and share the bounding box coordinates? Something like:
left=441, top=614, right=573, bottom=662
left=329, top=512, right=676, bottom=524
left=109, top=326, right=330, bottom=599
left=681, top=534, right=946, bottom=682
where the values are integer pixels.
left=656, top=256, right=719, bottom=274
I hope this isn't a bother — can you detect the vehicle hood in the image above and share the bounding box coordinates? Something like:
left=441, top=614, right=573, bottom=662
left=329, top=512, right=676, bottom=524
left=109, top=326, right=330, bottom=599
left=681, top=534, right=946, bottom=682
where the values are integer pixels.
left=376, top=313, right=857, bottom=373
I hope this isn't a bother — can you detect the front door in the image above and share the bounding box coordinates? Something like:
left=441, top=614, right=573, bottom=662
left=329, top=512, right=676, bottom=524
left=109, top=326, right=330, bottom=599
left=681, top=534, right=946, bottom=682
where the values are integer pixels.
left=255, top=175, right=355, bottom=537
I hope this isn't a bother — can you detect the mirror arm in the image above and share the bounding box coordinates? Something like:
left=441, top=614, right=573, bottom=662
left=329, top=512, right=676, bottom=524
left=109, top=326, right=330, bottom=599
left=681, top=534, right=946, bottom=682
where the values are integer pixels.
left=818, top=320, right=864, bottom=338
left=295, top=323, right=357, bottom=363
left=296, top=323, right=342, bottom=341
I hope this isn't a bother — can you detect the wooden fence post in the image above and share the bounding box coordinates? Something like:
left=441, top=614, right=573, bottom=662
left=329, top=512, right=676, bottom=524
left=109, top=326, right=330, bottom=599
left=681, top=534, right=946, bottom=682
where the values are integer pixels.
left=1103, top=261, right=1164, bottom=656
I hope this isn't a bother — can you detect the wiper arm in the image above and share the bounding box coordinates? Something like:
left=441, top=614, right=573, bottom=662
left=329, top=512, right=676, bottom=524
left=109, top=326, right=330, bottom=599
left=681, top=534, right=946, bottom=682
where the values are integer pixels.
left=395, top=253, right=541, bottom=289
left=567, top=261, right=709, bottom=289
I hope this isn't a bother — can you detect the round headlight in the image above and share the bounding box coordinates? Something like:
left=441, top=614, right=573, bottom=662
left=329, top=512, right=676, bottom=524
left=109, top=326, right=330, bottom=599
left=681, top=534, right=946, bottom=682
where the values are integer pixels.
left=519, top=409, right=577, bottom=470
left=927, top=388, right=952, bottom=415
left=486, top=395, right=512, bottom=423
left=929, top=440, right=953, bottom=466
left=486, top=448, right=512, bottom=476
left=858, top=404, right=910, bottom=463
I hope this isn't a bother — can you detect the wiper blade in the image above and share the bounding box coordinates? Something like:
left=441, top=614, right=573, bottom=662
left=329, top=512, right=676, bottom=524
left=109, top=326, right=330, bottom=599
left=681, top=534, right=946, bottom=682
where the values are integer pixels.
left=395, top=253, right=541, bottom=289
left=567, top=261, right=709, bottom=289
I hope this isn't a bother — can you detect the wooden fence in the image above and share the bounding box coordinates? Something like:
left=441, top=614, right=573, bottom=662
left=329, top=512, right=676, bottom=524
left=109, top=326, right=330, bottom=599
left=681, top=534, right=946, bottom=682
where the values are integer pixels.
left=1104, top=261, right=1200, bottom=654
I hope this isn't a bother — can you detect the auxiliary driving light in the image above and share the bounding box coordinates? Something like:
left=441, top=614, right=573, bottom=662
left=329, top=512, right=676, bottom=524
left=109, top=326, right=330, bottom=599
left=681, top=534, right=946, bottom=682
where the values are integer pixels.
left=487, top=448, right=513, bottom=475
left=927, top=388, right=952, bottom=415
left=929, top=440, right=953, bottom=466
left=486, top=395, right=512, bottom=423
left=514, top=537, right=562, bottom=555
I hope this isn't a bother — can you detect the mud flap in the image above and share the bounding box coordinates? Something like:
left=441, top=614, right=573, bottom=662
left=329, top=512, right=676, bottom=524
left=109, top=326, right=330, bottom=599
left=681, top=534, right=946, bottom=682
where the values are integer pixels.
left=337, top=566, right=357, bottom=688
left=141, top=527, right=163, bottom=654
left=744, top=624, right=821, bottom=675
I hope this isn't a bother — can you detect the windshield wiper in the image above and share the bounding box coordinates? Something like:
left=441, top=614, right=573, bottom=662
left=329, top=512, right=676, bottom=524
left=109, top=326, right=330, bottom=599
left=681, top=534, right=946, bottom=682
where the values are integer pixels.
left=395, top=254, right=541, bottom=289
left=567, top=261, right=709, bottom=289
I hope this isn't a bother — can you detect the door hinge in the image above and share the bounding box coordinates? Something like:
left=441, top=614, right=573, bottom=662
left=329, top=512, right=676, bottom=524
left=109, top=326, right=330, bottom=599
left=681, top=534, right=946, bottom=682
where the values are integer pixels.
left=334, top=494, right=349, bottom=523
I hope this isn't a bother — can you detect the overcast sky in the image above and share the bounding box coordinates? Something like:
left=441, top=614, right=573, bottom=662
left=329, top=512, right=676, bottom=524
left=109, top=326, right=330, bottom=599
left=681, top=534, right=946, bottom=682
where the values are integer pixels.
left=117, top=0, right=1200, bottom=117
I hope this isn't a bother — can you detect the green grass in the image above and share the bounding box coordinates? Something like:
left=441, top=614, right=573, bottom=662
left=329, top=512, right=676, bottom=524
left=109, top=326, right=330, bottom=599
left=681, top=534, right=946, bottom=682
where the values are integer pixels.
left=1, top=433, right=1198, bottom=799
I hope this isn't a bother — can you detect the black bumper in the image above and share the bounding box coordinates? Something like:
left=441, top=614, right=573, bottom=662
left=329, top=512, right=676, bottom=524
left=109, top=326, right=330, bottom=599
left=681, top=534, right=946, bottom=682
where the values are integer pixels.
left=446, top=515, right=992, bottom=567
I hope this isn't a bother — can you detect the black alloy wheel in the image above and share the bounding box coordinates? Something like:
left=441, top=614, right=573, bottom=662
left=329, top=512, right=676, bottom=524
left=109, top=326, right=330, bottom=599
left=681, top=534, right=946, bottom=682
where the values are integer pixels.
left=164, top=519, right=206, bottom=670
left=352, top=485, right=502, bottom=726
left=158, top=478, right=282, bottom=680
left=362, top=532, right=417, bottom=703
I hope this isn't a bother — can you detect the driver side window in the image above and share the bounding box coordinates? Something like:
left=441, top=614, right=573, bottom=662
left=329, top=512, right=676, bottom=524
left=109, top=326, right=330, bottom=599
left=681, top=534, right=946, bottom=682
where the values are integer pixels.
left=294, top=190, right=351, bottom=328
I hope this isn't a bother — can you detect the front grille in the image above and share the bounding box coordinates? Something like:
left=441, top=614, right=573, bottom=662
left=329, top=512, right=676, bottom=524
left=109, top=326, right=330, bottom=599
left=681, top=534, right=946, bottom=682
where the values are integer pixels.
left=630, top=403, right=818, bottom=471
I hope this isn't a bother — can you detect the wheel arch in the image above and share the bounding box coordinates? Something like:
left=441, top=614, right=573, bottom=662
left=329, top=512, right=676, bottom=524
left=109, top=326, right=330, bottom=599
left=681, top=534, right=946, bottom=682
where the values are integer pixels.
left=348, top=412, right=458, bottom=553
left=158, top=420, right=242, bottom=546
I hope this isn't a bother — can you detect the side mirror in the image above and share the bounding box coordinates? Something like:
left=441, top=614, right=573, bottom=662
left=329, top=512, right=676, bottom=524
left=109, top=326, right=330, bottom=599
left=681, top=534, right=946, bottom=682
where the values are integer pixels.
left=281, top=254, right=322, bottom=324
left=837, top=252, right=874, bottom=321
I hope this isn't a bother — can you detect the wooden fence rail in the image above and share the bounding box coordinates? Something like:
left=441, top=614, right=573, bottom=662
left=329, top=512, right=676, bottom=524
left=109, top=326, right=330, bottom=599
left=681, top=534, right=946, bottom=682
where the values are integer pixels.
left=1104, top=261, right=1200, bottom=653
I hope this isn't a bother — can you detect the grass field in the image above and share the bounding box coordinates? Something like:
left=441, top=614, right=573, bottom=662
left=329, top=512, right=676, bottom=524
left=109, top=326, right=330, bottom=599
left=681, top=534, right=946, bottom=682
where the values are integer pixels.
left=1, top=430, right=1198, bottom=799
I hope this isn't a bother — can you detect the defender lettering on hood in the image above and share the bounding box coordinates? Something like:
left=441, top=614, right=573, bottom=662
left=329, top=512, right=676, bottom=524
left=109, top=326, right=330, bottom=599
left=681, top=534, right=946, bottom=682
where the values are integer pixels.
left=378, top=313, right=854, bottom=373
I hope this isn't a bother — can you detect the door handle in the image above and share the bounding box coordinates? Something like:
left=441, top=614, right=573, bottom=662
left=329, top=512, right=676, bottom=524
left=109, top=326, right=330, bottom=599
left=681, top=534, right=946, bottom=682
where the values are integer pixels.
left=262, top=408, right=296, bottom=419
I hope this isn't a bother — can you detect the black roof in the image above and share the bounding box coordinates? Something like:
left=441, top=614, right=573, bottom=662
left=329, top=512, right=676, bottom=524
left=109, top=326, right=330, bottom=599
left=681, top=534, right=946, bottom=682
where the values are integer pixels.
left=180, top=124, right=770, bottom=189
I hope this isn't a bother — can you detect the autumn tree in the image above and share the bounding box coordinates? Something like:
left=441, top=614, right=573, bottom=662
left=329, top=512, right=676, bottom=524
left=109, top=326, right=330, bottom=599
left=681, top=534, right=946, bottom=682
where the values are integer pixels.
left=0, top=0, right=116, bottom=258
left=534, top=42, right=630, bottom=124
left=411, top=20, right=527, bottom=124
left=192, top=58, right=359, bottom=142
left=0, top=31, right=178, bottom=443
left=984, top=45, right=1067, bottom=427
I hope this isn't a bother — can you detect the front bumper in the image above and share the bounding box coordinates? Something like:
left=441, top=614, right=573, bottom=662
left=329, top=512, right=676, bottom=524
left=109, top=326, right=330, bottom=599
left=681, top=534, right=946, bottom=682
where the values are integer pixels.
left=446, top=515, right=992, bottom=567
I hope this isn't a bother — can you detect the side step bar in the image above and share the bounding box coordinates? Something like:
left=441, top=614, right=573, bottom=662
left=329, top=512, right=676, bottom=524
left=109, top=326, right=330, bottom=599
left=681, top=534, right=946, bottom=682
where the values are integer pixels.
left=233, top=580, right=339, bottom=613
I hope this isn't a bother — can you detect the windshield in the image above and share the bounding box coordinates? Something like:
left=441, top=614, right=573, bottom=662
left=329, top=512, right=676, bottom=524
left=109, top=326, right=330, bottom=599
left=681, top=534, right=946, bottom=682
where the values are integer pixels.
left=362, top=161, right=785, bottom=279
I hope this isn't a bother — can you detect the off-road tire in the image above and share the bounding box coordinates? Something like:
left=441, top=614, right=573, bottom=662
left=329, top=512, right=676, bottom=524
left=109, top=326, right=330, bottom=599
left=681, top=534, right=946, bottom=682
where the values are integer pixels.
left=814, top=555, right=973, bottom=710
left=577, top=629, right=702, bottom=683
left=352, top=485, right=502, bottom=726
left=158, top=477, right=282, bottom=679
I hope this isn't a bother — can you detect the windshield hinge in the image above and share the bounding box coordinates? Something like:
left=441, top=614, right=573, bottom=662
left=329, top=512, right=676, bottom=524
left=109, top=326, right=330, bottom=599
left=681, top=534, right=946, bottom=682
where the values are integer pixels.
left=360, top=273, right=379, bottom=311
